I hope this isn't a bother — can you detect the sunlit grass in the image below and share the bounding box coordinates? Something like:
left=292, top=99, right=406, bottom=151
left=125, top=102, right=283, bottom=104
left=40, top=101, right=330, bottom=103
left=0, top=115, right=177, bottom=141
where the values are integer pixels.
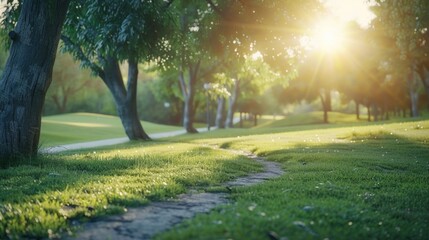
left=40, top=113, right=182, bottom=146
left=3, top=112, right=428, bottom=239
left=156, top=118, right=429, bottom=239
left=0, top=142, right=262, bottom=239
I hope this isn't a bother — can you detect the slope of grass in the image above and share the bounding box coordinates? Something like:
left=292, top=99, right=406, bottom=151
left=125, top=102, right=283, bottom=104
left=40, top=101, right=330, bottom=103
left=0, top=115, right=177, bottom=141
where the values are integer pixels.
left=156, top=118, right=429, bottom=239
left=40, top=112, right=182, bottom=146
left=0, top=142, right=262, bottom=239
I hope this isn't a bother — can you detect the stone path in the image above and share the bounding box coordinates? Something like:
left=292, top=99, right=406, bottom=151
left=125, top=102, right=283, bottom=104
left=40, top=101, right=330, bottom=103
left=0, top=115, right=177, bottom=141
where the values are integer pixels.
left=69, top=149, right=284, bottom=240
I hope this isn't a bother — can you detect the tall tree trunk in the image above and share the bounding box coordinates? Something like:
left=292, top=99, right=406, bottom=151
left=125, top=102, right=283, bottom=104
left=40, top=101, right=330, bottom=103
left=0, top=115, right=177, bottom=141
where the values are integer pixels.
left=407, top=69, right=420, bottom=117
left=319, top=92, right=328, bottom=123
left=183, top=94, right=197, bottom=133
left=125, top=59, right=150, bottom=140
left=0, top=0, right=70, bottom=165
left=355, top=100, right=360, bottom=120
left=215, top=97, right=225, bottom=128
left=101, top=58, right=150, bottom=140
left=225, top=79, right=240, bottom=128
left=178, top=62, right=199, bottom=133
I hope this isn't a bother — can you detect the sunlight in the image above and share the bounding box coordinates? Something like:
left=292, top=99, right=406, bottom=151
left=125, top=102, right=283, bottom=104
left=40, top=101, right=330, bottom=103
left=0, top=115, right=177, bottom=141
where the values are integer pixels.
left=311, top=19, right=344, bottom=53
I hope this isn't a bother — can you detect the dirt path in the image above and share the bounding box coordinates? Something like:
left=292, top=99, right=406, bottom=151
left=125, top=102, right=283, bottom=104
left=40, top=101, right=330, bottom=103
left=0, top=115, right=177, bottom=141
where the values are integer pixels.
left=68, top=149, right=284, bottom=240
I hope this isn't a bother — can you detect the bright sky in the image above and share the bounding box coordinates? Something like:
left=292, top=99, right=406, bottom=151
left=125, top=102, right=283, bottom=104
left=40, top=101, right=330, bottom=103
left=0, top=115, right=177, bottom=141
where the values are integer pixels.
left=322, top=0, right=376, bottom=28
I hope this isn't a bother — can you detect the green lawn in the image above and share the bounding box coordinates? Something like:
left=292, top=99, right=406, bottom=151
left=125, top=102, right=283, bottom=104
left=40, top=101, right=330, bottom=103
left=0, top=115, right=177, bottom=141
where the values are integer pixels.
left=40, top=112, right=182, bottom=146
left=0, top=142, right=262, bottom=239
left=156, top=115, right=429, bottom=239
left=1, top=112, right=428, bottom=239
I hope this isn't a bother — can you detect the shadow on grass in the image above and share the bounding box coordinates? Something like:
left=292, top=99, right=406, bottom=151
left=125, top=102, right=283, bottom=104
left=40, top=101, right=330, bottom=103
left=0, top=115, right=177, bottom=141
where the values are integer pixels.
left=0, top=141, right=261, bottom=239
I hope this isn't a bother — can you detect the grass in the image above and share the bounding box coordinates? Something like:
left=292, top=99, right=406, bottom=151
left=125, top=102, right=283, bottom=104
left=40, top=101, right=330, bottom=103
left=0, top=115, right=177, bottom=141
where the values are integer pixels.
left=40, top=112, right=182, bottom=146
left=155, top=114, right=429, bottom=239
left=0, top=141, right=262, bottom=239
left=1, top=111, right=428, bottom=239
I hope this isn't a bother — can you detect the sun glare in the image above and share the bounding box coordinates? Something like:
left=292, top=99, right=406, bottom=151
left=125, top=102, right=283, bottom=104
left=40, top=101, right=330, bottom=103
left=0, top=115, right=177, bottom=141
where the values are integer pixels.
left=311, top=20, right=344, bottom=53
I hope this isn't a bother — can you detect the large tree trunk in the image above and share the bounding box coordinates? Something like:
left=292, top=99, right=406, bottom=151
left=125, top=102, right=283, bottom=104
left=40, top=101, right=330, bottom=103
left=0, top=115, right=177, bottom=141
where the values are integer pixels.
left=0, top=0, right=70, bottom=165
left=102, top=58, right=150, bottom=140
left=225, top=79, right=240, bottom=128
left=215, top=97, right=225, bottom=128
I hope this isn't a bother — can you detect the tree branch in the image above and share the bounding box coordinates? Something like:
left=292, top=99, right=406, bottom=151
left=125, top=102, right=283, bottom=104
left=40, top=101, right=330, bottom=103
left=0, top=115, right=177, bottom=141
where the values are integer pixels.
left=60, top=35, right=105, bottom=79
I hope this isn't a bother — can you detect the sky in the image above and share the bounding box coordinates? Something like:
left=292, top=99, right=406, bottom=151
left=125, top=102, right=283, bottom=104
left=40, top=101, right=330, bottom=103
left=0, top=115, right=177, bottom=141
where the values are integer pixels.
left=322, top=0, right=376, bottom=27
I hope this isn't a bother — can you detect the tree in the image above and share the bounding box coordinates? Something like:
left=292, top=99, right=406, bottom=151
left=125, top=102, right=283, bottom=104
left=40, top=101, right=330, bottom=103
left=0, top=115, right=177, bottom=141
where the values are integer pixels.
left=336, top=23, right=385, bottom=121
left=223, top=55, right=283, bottom=127
left=205, top=0, right=322, bottom=126
left=61, top=0, right=173, bottom=140
left=163, top=0, right=222, bottom=133
left=0, top=0, right=70, bottom=166
left=372, top=0, right=429, bottom=116
left=291, top=49, right=343, bottom=123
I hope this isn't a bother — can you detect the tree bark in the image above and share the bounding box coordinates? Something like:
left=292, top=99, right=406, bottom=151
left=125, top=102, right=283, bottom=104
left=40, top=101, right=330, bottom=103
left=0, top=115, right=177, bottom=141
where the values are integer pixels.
left=215, top=97, right=225, bottom=128
left=225, top=79, right=240, bottom=128
left=101, top=58, right=150, bottom=140
left=0, top=0, right=70, bottom=165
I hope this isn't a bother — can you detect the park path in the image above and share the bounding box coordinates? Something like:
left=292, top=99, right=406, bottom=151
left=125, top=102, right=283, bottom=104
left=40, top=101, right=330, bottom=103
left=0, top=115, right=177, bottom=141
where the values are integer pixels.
left=40, top=126, right=216, bottom=154
left=68, top=148, right=284, bottom=240
left=43, top=119, right=284, bottom=239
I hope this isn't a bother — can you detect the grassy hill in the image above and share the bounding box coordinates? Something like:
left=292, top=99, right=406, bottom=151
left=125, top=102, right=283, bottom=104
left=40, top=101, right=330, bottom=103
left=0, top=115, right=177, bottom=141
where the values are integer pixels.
left=40, top=112, right=182, bottom=146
